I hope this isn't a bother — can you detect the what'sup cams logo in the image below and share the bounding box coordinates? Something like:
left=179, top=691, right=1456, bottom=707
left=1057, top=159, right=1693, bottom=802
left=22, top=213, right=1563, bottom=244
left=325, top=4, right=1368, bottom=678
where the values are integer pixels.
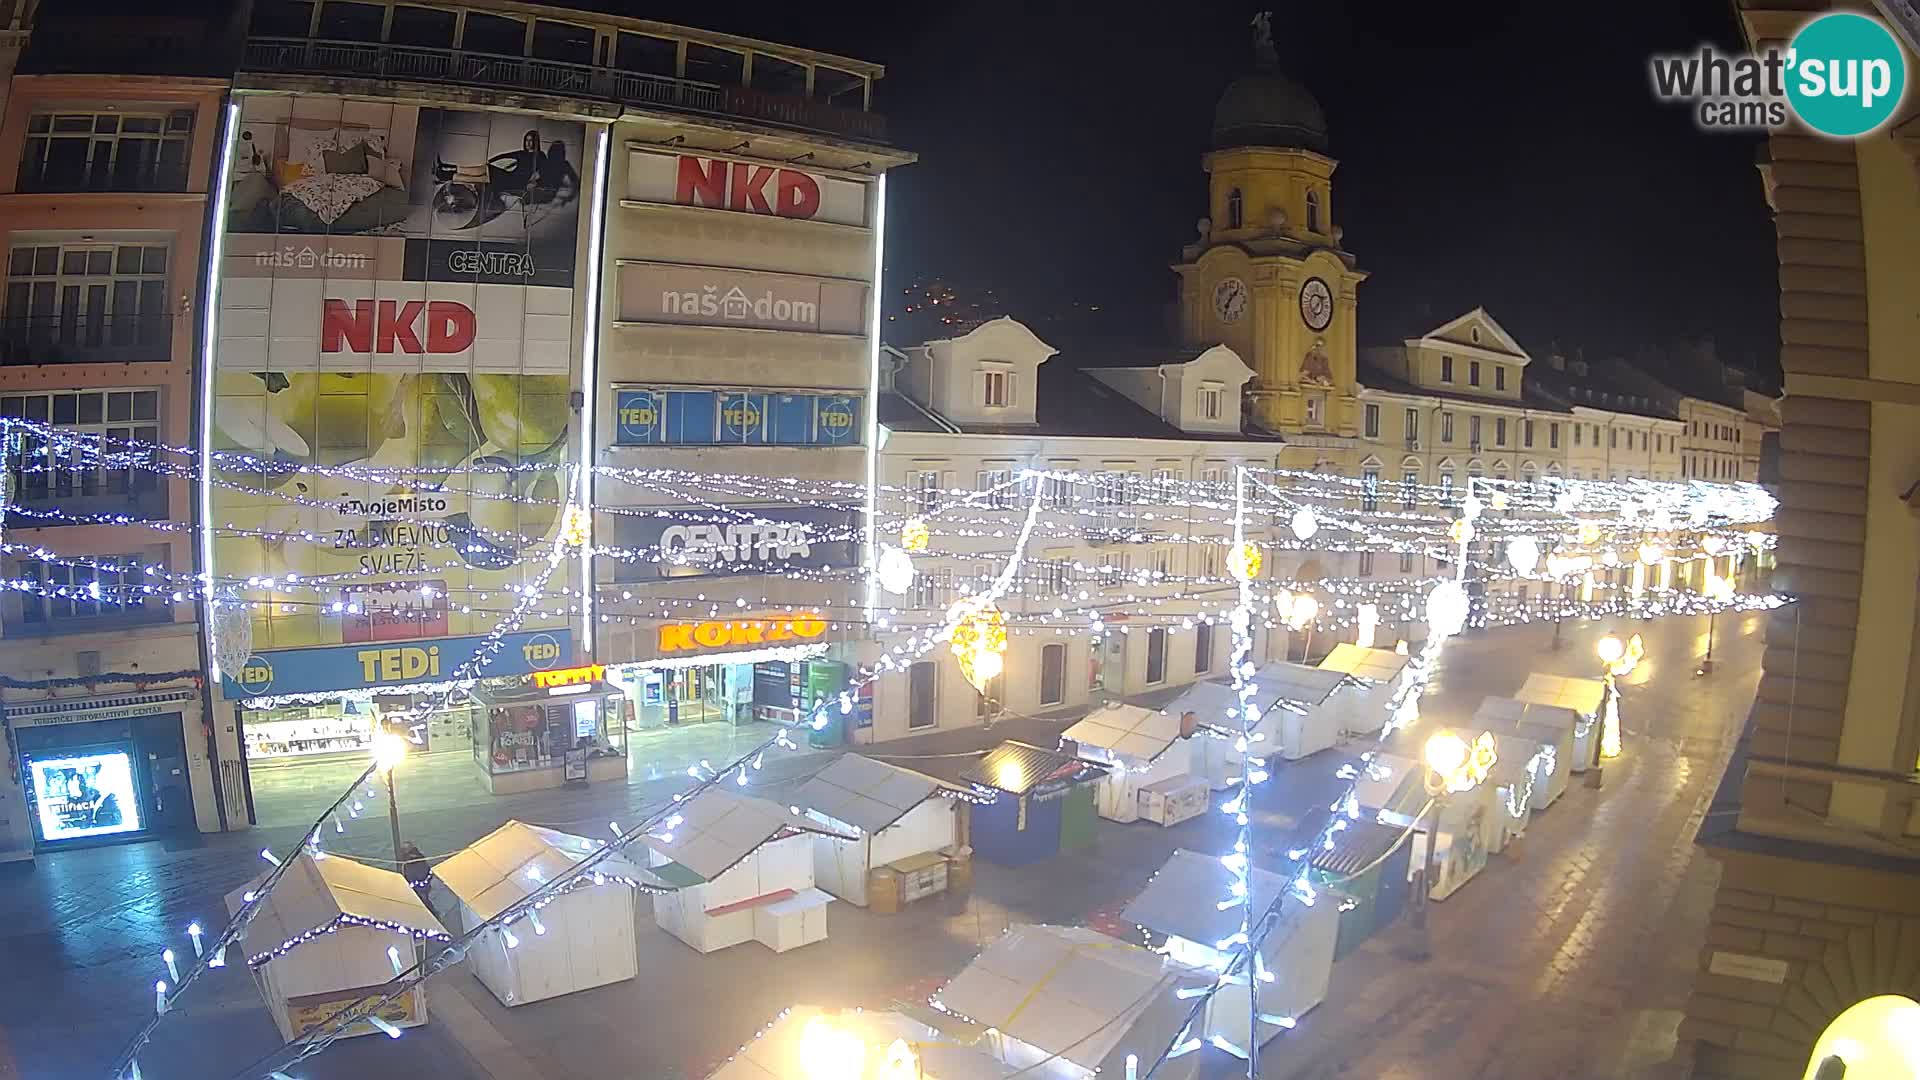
left=1651, top=12, right=1908, bottom=137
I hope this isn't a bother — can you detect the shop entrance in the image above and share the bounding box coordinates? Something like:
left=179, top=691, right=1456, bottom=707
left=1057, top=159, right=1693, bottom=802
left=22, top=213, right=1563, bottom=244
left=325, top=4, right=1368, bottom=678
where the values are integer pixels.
left=15, top=712, right=193, bottom=850
left=626, top=664, right=754, bottom=728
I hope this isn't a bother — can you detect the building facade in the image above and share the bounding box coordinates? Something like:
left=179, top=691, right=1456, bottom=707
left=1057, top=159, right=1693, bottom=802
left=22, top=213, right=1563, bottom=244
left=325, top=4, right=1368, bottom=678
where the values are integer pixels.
left=1680, top=5, right=1920, bottom=1076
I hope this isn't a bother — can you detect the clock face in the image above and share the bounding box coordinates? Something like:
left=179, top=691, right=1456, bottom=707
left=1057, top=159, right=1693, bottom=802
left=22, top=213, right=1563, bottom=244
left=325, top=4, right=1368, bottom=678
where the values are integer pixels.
left=1299, top=277, right=1334, bottom=332
left=1212, top=278, right=1249, bottom=324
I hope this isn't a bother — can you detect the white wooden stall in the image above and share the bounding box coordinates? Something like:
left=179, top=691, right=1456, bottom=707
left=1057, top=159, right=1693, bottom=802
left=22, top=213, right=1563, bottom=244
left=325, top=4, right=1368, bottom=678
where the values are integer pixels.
left=1249, top=662, right=1349, bottom=761
left=1123, top=849, right=1338, bottom=1050
left=707, top=1006, right=1014, bottom=1079
left=793, top=754, right=958, bottom=908
left=1062, top=703, right=1200, bottom=824
left=224, top=852, right=447, bottom=1043
left=1349, top=752, right=1500, bottom=902
left=934, top=924, right=1211, bottom=1080
left=1316, top=644, right=1411, bottom=736
left=1487, top=750, right=1534, bottom=852
left=1472, top=697, right=1579, bottom=810
left=432, top=820, right=645, bottom=1007
left=640, top=789, right=850, bottom=954
left=1513, top=673, right=1606, bottom=772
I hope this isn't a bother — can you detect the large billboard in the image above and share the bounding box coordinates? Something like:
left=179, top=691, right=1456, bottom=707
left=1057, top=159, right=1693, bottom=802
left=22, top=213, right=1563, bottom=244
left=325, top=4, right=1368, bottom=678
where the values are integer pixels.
left=213, top=95, right=589, bottom=658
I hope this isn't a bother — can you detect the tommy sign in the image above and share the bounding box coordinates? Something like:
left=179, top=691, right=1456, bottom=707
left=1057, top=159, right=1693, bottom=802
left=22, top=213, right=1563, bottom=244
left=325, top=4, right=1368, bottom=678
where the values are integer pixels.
left=626, top=150, right=871, bottom=227
left=618, top=262, right=868, bottom=335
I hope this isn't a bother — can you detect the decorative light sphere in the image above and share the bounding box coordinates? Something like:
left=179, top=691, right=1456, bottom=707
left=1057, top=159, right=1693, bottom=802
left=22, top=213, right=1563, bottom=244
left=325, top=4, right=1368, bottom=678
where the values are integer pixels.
left=1577, top=521, right=1601, bottom=545
left=1287, top=593, right=1319, bottom=630
left=1423, top=730, right=1469, bottom=779
left=371, top=731, right=408, bottom=773
left=1650, top=507, right=1674, bottom=531
left=899, top=518, right=930, bottom=553
left=875, top=546, right=915, bottom=595
left=1489, top=491, right=1510, bottom=512
left=1448, top=518, right=1475, bottom=546
left=1425, top=581, right=1469, bottom=639
left=1596, top=635, right=1625, bottom=664
left=1637, top=541, right=1664, bottom=566
left=1462, top=494, right=1484, bottom=521
left=1702, top=535, right=1726, bottom=556
left=1506, top=536, right=1541, bottom=575
left=1289, top=507, right=1317, bottom=541
left=1228, top=542, right=1263, bottom=581
left=1554, top=487, right=1578, bottom=513
left=1600, top=547, right=1619, bottom=567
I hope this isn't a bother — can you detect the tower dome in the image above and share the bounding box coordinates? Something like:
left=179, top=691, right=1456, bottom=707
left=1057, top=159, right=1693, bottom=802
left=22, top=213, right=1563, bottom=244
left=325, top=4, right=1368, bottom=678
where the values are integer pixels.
left=1212, top=14, right=1328, bottom=153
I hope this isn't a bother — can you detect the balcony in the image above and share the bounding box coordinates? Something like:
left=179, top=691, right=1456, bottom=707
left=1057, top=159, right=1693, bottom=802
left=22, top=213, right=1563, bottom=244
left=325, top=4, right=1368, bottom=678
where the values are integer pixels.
left=0, top=314, right=175, bottom=366
left=241, top=37, right=889, bottom=144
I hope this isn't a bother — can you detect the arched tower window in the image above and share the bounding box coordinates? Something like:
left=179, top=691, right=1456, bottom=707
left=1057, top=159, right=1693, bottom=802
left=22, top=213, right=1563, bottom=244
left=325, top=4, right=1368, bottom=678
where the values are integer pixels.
left=1305, top=190, right=1322, bottom=233
left=1227, top=188, right=1244, bottom=230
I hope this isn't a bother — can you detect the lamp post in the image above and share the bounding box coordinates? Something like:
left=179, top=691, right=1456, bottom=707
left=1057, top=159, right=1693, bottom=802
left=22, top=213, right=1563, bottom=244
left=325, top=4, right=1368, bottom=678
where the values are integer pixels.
left=1406, top=729, right=1494, bottom=962
left=372, top=729, right=408, bottom=866
left=1698, top=572, right=1733, bottom=676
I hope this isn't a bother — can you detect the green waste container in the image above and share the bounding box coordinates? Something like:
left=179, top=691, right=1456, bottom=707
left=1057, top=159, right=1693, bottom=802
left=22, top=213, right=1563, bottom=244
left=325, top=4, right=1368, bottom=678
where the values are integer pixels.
left=1057, top=784, right=1097, bottom=853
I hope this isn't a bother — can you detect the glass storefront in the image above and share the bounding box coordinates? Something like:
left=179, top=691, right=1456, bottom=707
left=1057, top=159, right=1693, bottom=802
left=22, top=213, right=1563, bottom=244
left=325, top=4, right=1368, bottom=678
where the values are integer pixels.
left=241, top=696, right=478, bottom=764
left=610, top=663, right=756, bottom=729
left=471, top=678, right=629, bottom=779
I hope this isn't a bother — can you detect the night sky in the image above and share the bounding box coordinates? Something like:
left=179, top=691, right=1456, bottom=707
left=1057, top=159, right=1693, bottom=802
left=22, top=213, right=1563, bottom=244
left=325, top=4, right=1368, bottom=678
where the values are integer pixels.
left=620, top=1, right=1780, bottom=373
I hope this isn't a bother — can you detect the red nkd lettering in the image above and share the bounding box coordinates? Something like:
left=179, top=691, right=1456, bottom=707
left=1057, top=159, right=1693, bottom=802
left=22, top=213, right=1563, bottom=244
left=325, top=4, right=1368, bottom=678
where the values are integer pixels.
left=321, top=299, right=476, bottom=355
left=776, top=169, right=821, bottom=219
left=675, top=155, right=728, bottom=208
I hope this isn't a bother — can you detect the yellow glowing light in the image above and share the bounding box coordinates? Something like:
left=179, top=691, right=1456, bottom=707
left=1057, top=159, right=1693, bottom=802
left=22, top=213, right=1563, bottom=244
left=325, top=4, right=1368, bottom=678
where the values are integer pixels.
left=1801, top=995, right=1920, bottom=1080
left=1424, top=730, right=1468, bottom=779
left=1701, top=534, right=1727, bottom=557
left=372, top=731, right=409, bottom=774
left=558, top=504, right=592, bottom=549
left=1488, top=491, right=1509, bottom=512
left=1448, top=518, right=1475, bottom=546
left=798, top=1018, right=866, bottom=1080
left=1597, top=635, right=1625, bottom=665
left=899, top=518, right=930, bottom=553
left=1577, top=521, right=1601, bottom=545
left=1286, top=593, right=1319, bottom=631
left=1228, top=542, right=1262, bottom=581
left=947, top=597, right=1007, bottom=693
left=881, top=1038, right=920, bottom=1079
left=1704, top=573, right=1735, bottom=603
left=994, top=758, right=1026, bottom=792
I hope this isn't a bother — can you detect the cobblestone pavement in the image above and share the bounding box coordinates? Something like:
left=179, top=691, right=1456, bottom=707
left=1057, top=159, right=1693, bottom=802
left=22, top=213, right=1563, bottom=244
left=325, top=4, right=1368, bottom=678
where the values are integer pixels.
left=0, top=613, right=1763, bottom=1080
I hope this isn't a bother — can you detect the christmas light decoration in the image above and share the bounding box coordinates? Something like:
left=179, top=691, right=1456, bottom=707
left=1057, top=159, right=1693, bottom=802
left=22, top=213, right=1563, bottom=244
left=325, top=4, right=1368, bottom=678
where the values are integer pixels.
left=874, top=545, right=915, bottom=595
left=1228, top=541, right=1263, bottom=581
left=946, top=596, right=1007, bottom=692
left=899, top=517, right=930, bottom=552
left=1289, top=506, right=1318, bottom=540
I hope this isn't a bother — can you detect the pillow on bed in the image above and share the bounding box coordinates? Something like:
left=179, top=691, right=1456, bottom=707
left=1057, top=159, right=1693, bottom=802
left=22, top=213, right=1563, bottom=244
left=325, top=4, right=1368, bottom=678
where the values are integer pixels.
left=322, top=142, right=369, bottom=175
left=273, top=158, right=309, bottom=188
left=285, top=125, right=336, bottom=170
left=368, top=152, right=407, bottom=189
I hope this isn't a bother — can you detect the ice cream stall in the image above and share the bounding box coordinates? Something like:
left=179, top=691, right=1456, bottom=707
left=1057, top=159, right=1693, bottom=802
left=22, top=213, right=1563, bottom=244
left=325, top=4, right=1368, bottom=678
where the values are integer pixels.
left=640, top=789, right=851, bottom=954
left=706, top=1006, right=1014, bottom=1080
left=225, top=852, right=448, bottom=1042
left=792, top=754, right=961, bottom=909
left=1307, top=818, right=1413, bottom=960
left=933, top=924, right=1212, bottom=1080
left=1471, top=697, right=1578, bottom=810
left=470, top=667, right=630, bottom=794
left=1348, top=751, right=1499, bottom=902
left=1061, top=703, right=1206, bottom=825
left=959, top=742, right=1106, bottom=867
left=1122, top=848, right=1338, bottom=1048
left=432, top=820, right=648, bottom=1006
left=1512, top=673, right=1606, bottom=772
left=1315, top=644, right=1412, bottom=736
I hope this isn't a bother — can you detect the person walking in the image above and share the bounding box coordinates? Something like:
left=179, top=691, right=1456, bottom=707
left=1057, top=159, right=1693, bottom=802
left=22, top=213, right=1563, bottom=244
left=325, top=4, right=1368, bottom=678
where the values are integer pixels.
left=400, top=842, right=435, bottom=916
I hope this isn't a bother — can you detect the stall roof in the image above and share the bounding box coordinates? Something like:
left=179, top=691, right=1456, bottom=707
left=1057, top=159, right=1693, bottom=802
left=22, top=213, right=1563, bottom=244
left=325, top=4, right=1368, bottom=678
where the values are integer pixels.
left=1062, top=703, right=1188, bottom=764
left=638, top=789, right=849, bottom=883
left=1251, top=662, right=1347, bottom=706
left=225, top=852, right=444, bottom=964
left=1122, top=848, right=1287, bottom=946
left=433, top=820, right=648, bottom=922
left=1309, top=818, right=1411, bottom=879
left=1474, top=696, right=1582, bottom=736
left=1514, top=673, right=1606, bottom=716
left=960, top=741, right=1107, bottom=796
left=707, top=1006, right=1014, bottom=1080
left=792, top=753, right=951, bottom=835
left=1349, top=752, right=1424, bottom=816
left=934, top=924, right=1212, bottom=1075
left=1318, top=644, right=1410, bottom=683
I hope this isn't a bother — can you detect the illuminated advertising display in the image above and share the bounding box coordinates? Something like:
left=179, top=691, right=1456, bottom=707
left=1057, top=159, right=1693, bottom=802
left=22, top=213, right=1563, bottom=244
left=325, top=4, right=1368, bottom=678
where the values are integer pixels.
left=27, top=748, right=143, bottom=842
left=612, top=388, right=860, bottom=446
left=625, top=149, right=871, bottom=227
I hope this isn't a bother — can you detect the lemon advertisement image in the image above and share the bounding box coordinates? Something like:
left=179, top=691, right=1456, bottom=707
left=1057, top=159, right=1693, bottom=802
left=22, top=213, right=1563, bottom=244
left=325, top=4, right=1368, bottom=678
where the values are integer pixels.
left=213, top=93, right=588, bottom=654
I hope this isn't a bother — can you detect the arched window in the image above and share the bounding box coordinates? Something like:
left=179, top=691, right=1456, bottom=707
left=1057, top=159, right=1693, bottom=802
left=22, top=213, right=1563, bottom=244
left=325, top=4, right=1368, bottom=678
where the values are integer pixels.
left=1227, top=188, right=1244, bottom=230
left=1305, top=190, right=1322, bottom=233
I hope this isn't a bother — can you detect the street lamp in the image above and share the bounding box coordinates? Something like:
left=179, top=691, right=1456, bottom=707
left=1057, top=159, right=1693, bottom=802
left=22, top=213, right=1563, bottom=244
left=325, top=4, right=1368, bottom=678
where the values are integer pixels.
left=1592, top=632, right=1641, bottom=778
left=372, top=729, right=409, bottom=867
left=1698, top=572, right=1734, bottom=675
left=1407, top=729, right=1496, bottom=961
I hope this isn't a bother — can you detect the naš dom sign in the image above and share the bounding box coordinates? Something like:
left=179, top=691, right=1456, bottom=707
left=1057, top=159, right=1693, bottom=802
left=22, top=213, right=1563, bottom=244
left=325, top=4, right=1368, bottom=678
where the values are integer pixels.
left=657, top=613, right=829, bottom=654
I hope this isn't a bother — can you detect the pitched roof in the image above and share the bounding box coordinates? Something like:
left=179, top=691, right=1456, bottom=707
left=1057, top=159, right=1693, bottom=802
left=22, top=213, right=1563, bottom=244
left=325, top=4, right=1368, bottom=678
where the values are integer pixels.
left=637, top=789, right=847, bottom=883
left=1062, top=703, right=1188, bottom=764
left=1317, top=644, right=1409, bottom=683
left=1513, top=673, right=1606, bottom=717
left=961, top=740, right=1107, bottom=795
left=1472, top=696, right=1583, bottom=739
left=1122, top=848, right=1287, bottom=945
left=433, top=820, right=646, bottom=922
left=791, top=753, right=949, bottom=834
left=226, top=853, right=445, bottom=963
left=1357, top=362, right=1571, bottom=414
left=1349, top=752, right=1424, bottom=817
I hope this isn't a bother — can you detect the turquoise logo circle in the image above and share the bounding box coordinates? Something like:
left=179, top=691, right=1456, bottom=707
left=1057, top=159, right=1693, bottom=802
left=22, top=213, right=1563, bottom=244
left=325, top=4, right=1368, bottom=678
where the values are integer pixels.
left=1786, top=13, right=1906, bottom=137
left=235, top=654, right=274, bottom=695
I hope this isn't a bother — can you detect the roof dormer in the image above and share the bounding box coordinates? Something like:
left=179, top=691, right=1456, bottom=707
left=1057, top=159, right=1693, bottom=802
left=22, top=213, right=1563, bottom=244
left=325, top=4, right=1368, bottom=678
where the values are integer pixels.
left=891, top=317, right=1057, bottom=426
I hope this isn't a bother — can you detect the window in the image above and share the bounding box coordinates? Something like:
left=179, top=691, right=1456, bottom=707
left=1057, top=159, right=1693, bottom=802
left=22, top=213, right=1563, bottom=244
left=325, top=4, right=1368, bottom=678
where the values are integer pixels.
left=1550, top=423, right=1560, bottom=449
left=1197, top=384, right=1224, bottom=421
left=1440, top=356, right=1454, bottom=383
left=1470, top=327, right=1482, bottom=344
left=1363, top=403, right=1380, bottom=438
left=390, top=6, right=458, bottom=47
left=17, top=549, right=169, bottom=630
left=1441, top=412, right=1455, bottom=443
left=1401, top=471, right=1418, bottom=510
left=1197, top=544, right=1223, bottom=579
left=1439, top=471, right=1454, bottom=499
left=1404, top=409, right=1419, bottom=443
left=1305, top=190, right=1322, bottom=232
left=1151, top=467, right=1180, bottom=500
left=1226, top=187, right=1243, bottom=230
left=1040, top=643, right=1066, bottom=706
left=1495, top=366, right=1507, bottom=391
left=1145, top=628, right=1168, bottom=685
left=531, top=19, right=595, bottom=64
left=1036, top=559, right=1070, bottom=597
left=1201, top=463, right=1227, bottom=487
left=1609, top=428, right=1617, bottom=449
left=1304, top=393, right=1325, bottom=428
left=1358, top=550, right=1375, bottom=577
left=910, top=567, right=953, bottom=612
left=1399, top=550, right=1414, bottom=573
left=1362, top=467, right=1380, bottom=512
left=1099, top=550, right=1130, bottom=578
left=1523, top=419, right=1534, bottom=448
left=4, top=389, right=163, bottom=512
left=19, top=109, right=195, bottom=193
left=982, top=369, right=1012, bottom=408
left=1494, top=418, right=1507, bottom=446
left=975, top=672, right=1003, bottom=720
left=1149, top=546, right=1173, bottom=578
left=1469, top=360, right=1482, bottom=387
left=909, top=469, right=943, bottom=514
left=908, top=661, right=938, bottom=729
left=1194, top=624, right=1215, bottom=674
left=1043, top=471, right=1072, bottom=510
left=1573, top=424, right=1582, bottom=447
left=1469, top=415, right=1482, bottom=447
left=6, top=243, right=171, bottom=360
left=461, top=11, right=529, bottom=55
left=1592, top=424, right=1599, bottom=445
left=977, top=468, right=1013, bottom=510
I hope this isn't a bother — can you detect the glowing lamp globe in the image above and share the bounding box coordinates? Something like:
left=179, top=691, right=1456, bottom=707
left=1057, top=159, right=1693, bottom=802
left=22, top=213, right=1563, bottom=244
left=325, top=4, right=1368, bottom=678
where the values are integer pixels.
left=798, top=1018, right=866, bottom=1080
left=1637, top=542, right=1664, bottom=566
left=1597, top=635, right=1625, bottom=665
left=1800, top=995, right=1920, bottom=1080
left=1425, top=580, right=1469, bottom=639
left=1286, top=593, right=1319, bottom=631
left=1423, top=730, right=1469, bottom=781
left=1577, top=521, right=1601, bottom=545
left=1228, top=542, right=1263, bottom=581
left=1702, top=534, right=1727, bottom=557
left=1488, top=491, right=1510, bottom=512
left=1506, top=536, right=1541, bottom=575
left=1448, top=518, right=1475, bottom=546
left=1461, top=493, right=1484, bottom=521
left=1289, top=507, right=1317, bottom=541
left=1554, top=487, right=1578, bottom=513
left=874, top=545, right=915, bottom=595
left=372, top=731, right=409, bottom=774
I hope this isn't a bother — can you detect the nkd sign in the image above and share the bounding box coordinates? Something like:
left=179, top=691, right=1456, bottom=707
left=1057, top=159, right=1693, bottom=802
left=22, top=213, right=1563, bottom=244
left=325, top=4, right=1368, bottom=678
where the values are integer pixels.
left=618, top=262, right=867, bottom=336
left=627, top=150, right=870, bottom=228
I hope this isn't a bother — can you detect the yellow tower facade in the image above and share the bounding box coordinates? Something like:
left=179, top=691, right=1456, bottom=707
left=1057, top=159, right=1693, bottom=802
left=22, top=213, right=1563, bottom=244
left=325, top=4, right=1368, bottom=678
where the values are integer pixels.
left=1173, top=22, right=1366, bottom=464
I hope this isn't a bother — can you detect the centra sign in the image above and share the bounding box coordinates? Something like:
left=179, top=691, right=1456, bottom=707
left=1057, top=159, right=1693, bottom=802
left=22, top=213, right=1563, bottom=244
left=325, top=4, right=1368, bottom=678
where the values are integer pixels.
left=657, top=613, right=829, bottom=654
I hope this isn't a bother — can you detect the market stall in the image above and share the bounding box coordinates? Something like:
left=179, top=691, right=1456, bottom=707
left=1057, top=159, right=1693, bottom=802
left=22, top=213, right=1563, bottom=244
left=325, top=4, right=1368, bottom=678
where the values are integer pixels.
left=639, top=788, right=851, bottom=954
left=1471, top=696, right=1578, bottom=810
left=933, top=924, right=1212, bottom=1080
left=1167, top=664, right=1349, bottom=789
left=432, top=820, right=648, bottom=1006
left=471, top=671, right=630, bottom=794
left=706, top=1006, right=1013, bottom=1080
left=959, top=742, right=1106, bottom=867
left=1061, top=703, right=1205, bottom=825
left=1348, top=751, right=1499, bottom=902
left=792, top=754, right=961, bottom=909
left=1307, top=818, right=1413, bottom=960
left=224, top=852, right=448, bottom=1042
left=1512, top=673, right=1606, bottom=772
left=1123, top=848, right=1337, bottom=1048
left=1315, top=644, right=1412, bottom=736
